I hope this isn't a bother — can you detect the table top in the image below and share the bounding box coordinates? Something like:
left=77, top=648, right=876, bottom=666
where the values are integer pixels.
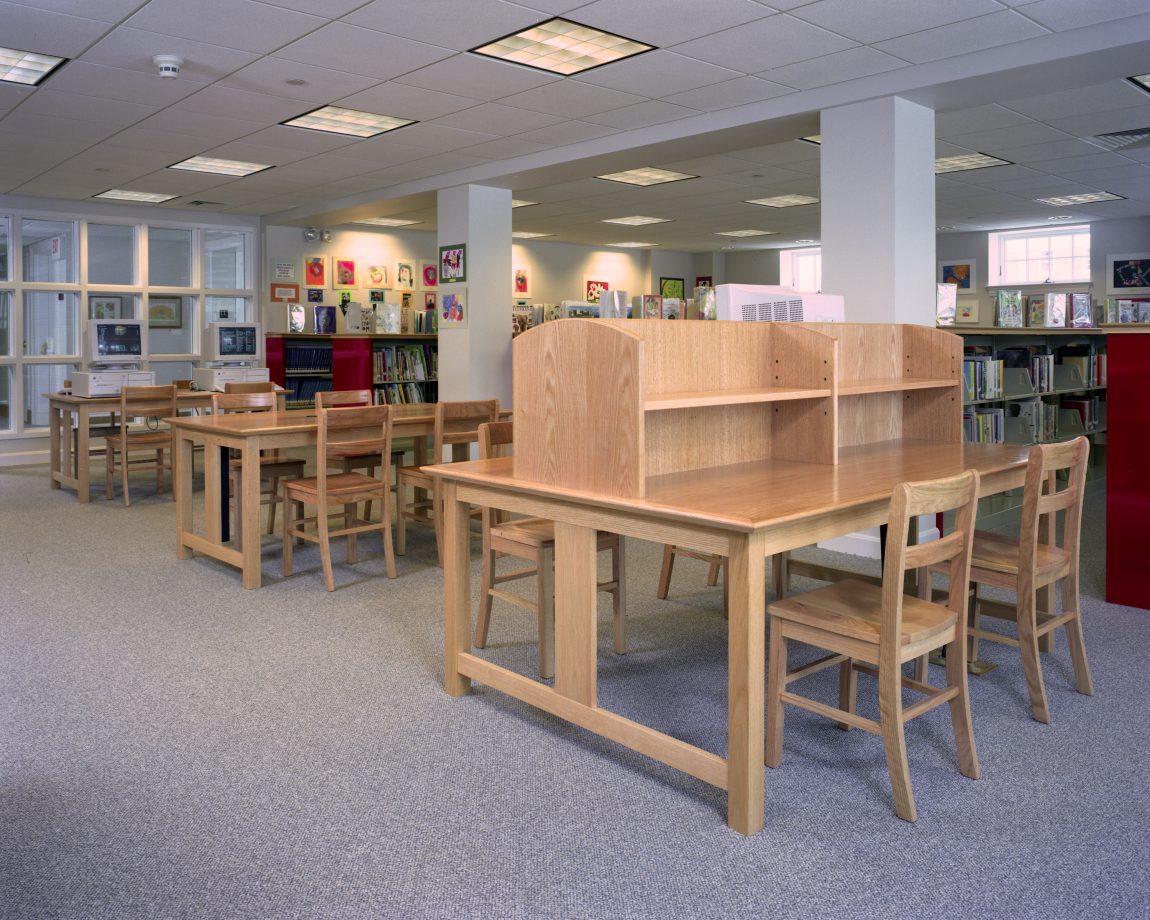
left=168, top=403, right=440, bottom=436
left=428, top=439, right=1031, bottom=533
left=49, top=388, right=212, bottom=407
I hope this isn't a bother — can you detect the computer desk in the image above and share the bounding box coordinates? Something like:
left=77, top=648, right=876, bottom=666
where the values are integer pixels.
left=47, top=389, right=215, bottom=503
left=430, top=439, right=1031, bottom=836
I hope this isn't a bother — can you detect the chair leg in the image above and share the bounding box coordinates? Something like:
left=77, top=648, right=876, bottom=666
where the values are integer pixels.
left=396, top=477, right=408, bottom=555
left=155, top=448, right=164, bottom=495
left=837, top=658, right=857, bottom=731
left=538, top=545, right=555, bottom=680
left=232, top=468, right=244, bottom=552
left=771, top=552, right=788, bottom=600
left=1061, top=571, right=1094, bottom=696
left=1017, top=588, right=1051, bottom=723
left=705, top=555, right=721, bottom=587
left=105, top=446, right=114, bottom=501
left=611, top=537, right=626, bottom=655
left=656, top=545, right=675, bottom=600
left=475, top=535, right=496, bottom=649
left=914, top=568, right=932, bottom=683
left=381, top=498, right=397, bottom=579
left=433, top=486, right=444, bottom=567
left=282, top=487, right=294, bottom=578
left=318, top=504, right=335, bottom=592
left=945, top=636, right=980, bottom=780
left=969, top=582, right=982, bottom=662
left=878, top=661, right=916, bottom=822
left=346, top=502, right=358, bottom=564
left=120, top=447, right=131, bottom=507
left=266, top=477, right=280, bottom=535
left=765, top=617, right=786, bottom=768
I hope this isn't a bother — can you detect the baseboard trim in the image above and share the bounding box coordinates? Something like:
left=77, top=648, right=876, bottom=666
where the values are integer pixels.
left=0, top=449, right=48, bottom=468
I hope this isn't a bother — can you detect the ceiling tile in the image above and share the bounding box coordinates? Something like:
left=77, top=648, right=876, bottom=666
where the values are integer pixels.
left=238, top=124, right=363, bottom=153
left=0, top=83, right=35, bottom=118
left=583, top=99, right=701, bottom=129
left=1011, top=0, right=1150, bottom=31
left=573, top=51, right=742, bottom=97
left=492, top=81, right=646, bottom=118
left=257, top=0, right=368, bottom=15
left=433, top=102, right=565, bottom=135
left=760, top=46, right=908, bottom=90
left=873, top=11, right=1048, bottom=64
left=101, top=126, right=220, bottom=157
left=572, top=0, right=774, bottom=46
left=980, top=138, right=1103, bottom=163
left=335, top=82, right=483, bottom=121
left=395, top=54, right=560, bottom=101
left=2, top=0, right=145, bottom=20
left=42, top=61, right=202, bottom=106
left=0, top=129, right=91, bottom=158
left=133, top=109, right=261, bottom=144
left=76, top=27, right=259, bottom=84
left=660, top=76, right=794, bottom=110
left=344, top=0, right=545, bottom=52
left=0, top=0, right=115, bottom=58
left=1045, top=104, right=1150, bottom=138
left=788, top=0, right=1005, bottom=44
left=216, top=57, right=380, bottom=104
left=168, top=86, right=311, bottom=124
left=999, top=80, right=1149, bottom=122
left=936, top=104, right=1034, bottom=137
left=672, top=14, right=857, bottom=72
left=124, top=0, right=327, bottom=54
left=1060, top=164, right=1150, bottom=184
left=13, top=89, right=157, bottom=129
left=197, top=141, right=314, bottom=168
left=275, top=23, right=456, bottom=82
left=358, top=122, right=499, bottom=151
left=942, top=122, right=1072, bottom=153
left=462, top=136, right=554, bottom=159
left=514, top=120, right=619, bottom=146
left=0, top=110, right=121, bottom=143
left=131, top=168, right=241, bottom=194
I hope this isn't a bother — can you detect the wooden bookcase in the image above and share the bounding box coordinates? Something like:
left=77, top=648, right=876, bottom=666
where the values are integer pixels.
left=512, top=320, right=961, bottom=499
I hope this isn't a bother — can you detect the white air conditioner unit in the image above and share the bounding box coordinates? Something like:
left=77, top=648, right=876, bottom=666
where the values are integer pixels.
left=714, top=284, right=845, bottom=323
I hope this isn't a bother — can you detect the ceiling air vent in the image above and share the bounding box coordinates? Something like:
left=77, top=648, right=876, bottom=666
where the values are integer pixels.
left=1084, top=128, right=1150, bottom=152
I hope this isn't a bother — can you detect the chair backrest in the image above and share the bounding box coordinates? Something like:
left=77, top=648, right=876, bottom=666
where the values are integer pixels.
left=171, top=378, right=193, bottom=390
left=316, top=389, right=374, bottom=408
left=478, top=421, right=514, bottom=461
left=434, top=399, right=500, bottom=463
left=211, top=390, right=284, bottom=414
left=223, top=381, right=275, bottom=394
left=880, top=470, right=980, bottom=663
left=1020, top=436, right=1089, bottom=572
left=117, top=384, right=178, bottom=436
left=316, top=404, right=393, bottom=500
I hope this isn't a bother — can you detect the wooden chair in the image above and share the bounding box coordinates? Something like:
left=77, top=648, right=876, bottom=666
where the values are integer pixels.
left=766, top=470, right=981, bottom=822
left=965, top=437, right=1093, bottom=723
left=396, top=399, right=500, bottom=564
left=656, top=546, right=789, bottom=616
left=210, top=391, right=306, bottom=545
left=103, top=384, right=178, bottom=506
left=223, top=381, right=275, bottom=394
left=473, top=422, right=626, bottom=679
left=316, top=389, right=406, bottom=522
left=282, top=404, right=397, bottom=591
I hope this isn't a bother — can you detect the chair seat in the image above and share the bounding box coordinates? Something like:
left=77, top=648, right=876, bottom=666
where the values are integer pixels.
left=327, top=438, right=393, bottom=459
left=285, top=472, right=387, bottom=500
left=970, top=530, right=1070, bottom=579
left=491, top=517, right=617, bottom=550
left=105, top=431, right=171, bottom=449
left=769, top=579, right=957, bottom=647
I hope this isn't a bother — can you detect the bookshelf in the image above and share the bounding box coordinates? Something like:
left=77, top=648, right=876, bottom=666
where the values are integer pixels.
left=267, top=333, right=439, bottom=409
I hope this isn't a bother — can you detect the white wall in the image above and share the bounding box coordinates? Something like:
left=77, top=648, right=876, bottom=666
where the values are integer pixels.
left=725, top=249, right=781, bottom=284
left=509, top=239, right=653, bottom=304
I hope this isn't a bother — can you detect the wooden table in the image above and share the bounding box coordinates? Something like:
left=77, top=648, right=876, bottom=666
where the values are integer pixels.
left=171, top=404, right=499, bottom=589
left=430, top=439, right=1031, bottom=836
left=48, top=389, right=215, bottom=502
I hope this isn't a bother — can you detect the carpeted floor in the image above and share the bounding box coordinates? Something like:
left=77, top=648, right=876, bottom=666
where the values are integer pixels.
left=0, top=463, right=1146, bottom=919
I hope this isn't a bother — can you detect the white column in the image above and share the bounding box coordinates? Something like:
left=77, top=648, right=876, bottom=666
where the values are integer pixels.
left=820, top=96, right=936, bottom=325
left=436, top=184, right=513, bottom=406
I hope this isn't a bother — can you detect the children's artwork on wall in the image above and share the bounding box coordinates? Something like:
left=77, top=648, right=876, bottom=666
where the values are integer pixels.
left=424, top=292, right=437, bottom=310
left=366, top=264, right=388, bottom=287
left=396, top=261, right=415, bottom=290
left=514, top=267, right=530, bottom=297
left=938, top=260, right=976, bottom=291
left=401, top=291, right=414, bottom=309
left=584, top=278, right=609, bottom=304
left=1107, top=253, right=1150, bottom=295
left=304, top=255, right=326, bottom=287
left=421, top=262, right=438, bottom=288
left=306, top=288, right=324, bottom=303
left=659, top=277, right=684, bottom=300
left=441, top=289, right=466, bottom=327
left=439, top=244, right=466, bottom=283
left=369, top=289, right=387, bottom=303
left=695, top=275, right=713, bottom=289
left=334, top=258, right=356, bottom=288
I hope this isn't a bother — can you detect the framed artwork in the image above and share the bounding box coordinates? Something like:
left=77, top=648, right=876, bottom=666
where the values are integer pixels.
left=584, top=278, right=609, bottom=304
left=271, top=259, right=297, bottom=282
left=148, top=296, right=182, bottom=328
left=439, top=244, right=466, bottom=284
left=695, top=275, right=713, bottom=289
left=956, top=299, right=979, bottom=324
left=938, top=260, right=976, bottom=291
left=514, top=267, right=530, bottom=297
left=441, top=288, right=466, bottom=327
left=659, top=277, right=685, bottom=300
left=303, top=255, right=327, bottom=287
left=269, top=283, right=300, bottom=303
left=1107, top=253, right=1150, bottom=295
left=369, top=289, right=387, bottom=303
left=89, top=295, right=122, bottom=320
left=306, top=288, right=324, bottom=303
left=334, top=258, right=356, bottom=289
left=421, top=261, right=438, bottom=289
left=424, top=292, right=437, bottom=310
left=396, top=261, right=415, bottom=290
left=366, top=264, right=388, bottom=287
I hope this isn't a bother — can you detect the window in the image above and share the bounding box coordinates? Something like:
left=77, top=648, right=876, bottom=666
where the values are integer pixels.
left=780, top=247, right=822, bottom=292
left=23, top=219, right=76, bottom=283
left=988, top=225, right=1090, bottom=285
left=148, top=227, right=193, bottom=287
left=0, top=216, right=9, bottom=281
left=87, top=223, right=136, bottom=285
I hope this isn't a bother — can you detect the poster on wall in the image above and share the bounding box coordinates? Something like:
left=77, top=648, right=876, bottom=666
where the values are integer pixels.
left=366, top=264, right=388, bottom=287
left=659, top=277, right=685, bottom=300
left=421, top=262, right=438, bottom=288
left=269, top=283, right=300, bottom=303
left=334, top=258, right=356, bottom=289
left=439, top=244, right=466, bottom=283
left=304, top=255, right=327, bottom=287
left=1107, top=253, right=1150, bottom=295
left=584, top=278, right=609, bottom=304
left=396, top=261, right=415, bottom=290
left=514, top=267, right=530, bottom=297
left=272, top=260, right=297, bottom=282
left=938, top=260, right=976, bottom=291
left=441, top=289, right=466, bottom=327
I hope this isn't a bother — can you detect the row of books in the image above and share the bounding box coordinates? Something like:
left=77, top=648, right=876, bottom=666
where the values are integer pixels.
left=1009, top=397, right=1060, bottom=442
left=963, top=356, right=1003, bottom=401
left=994, top=291, right=1094, bottom=328
left=284, top=345, right=333, bottom=373
left=373, top=344, right=436, bottom=384
left=1105, top=297, right=1150, bottom=324
left=374, top=382, right=436, bottom=404
left=1060, top=352, right=1106, bottom=387
left=963, top=406, right=1004, bottom=443
left=1062, top=395, right=1104, bottom=431
left=284, top=378, right=332, bottom=407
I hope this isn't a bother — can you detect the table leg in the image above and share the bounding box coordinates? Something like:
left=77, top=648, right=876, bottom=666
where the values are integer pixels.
left=175, top=432, right=194, bottom=560
left=75, top=406, right=91, bottom=503
left=49, top=404, right=62, bottom=490
left=442, top=480, right=472, bottom=697
left=554, top=521, right=598, bottom=707
left=240, top=441, right=262, bottom=590
left=204, top=440, right=223, bottom=546
left=727, top=531, right=767, bottom=836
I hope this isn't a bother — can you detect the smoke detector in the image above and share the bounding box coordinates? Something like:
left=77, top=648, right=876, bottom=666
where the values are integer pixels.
left=153, top=55, right=183, bottom=79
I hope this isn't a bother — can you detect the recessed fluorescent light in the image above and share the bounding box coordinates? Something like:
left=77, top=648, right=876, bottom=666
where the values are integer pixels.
left=1034, top=192, right=1124, bottom=206
left=169, top=156, right=271, bottom=177
left=798, top=134, right=821, bottom=145
left=355, top=217, right=421, bottom=227
left=936, top=226, right=956, bottom=231
left=716, top=229, right=776, bottom=237
left=596, top=167, right=697, bottom=187
left=0, top=47, right=66, bottom=85
left=745, top=194, right=819, bottom=208
left=282, top=105, right=416, bottom=138
left=609, top=241, right=658, bottom=248
left=471, top=18, right=653, bottom=76
left=1047, top=215, right=1075, bottom=221
left=94, top=189, right=179, bottom=204
left=1128, top=74, right=1150, bottom=94
left=934, top=152, right=1013, bottom=174
left=602, top=215, right=671, bottom=225
left=511, top=199, right=537, bottom=208
left=512, top=231, right=553, bottom=239
left=794, top=239, right=817, bottom=244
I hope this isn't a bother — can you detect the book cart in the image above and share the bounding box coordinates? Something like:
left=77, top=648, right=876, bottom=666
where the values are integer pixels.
left=430, top=319, right=1029, bottom=835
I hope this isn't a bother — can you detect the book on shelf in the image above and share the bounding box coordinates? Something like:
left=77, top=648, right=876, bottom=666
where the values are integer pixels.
left=1069, top=293, right=1093, bottom=328
left=963, top=405, right=1004, bottom=444
left=995, top=290, right=1024, bottom=327
left=287, top=302, right=305, bottom=333
left=1061, top=396, right=1101, bottom=431
left=1106, top=297, right=1150, bottom=323
left=962, top=354, right=1003, bottom=401
left=313, top=305, right=336, bottom=335
left=936, top=283, right=957, bottom=325
left=661, top=297, right=681, bottom=320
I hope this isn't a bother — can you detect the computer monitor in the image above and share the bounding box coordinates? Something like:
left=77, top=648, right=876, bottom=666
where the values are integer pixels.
left=84, top=318, right=148, bottom=368
left=206, top=322, right=262, bottom=364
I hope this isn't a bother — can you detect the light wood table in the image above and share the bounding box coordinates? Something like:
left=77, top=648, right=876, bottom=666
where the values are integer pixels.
left=430, top=439, right=1031, bottom=836
left=48, top=389, right=215, bottom=503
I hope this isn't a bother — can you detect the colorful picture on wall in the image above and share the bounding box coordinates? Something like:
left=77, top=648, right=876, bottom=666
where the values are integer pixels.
left=89, top=295, right=122, bottom=320
left=939, top=260, right=975, bottom=290
left=659, top=277, right=685, bottom=300
left=401, top=292, right=414, bottom=309
left=366, top=264, right=388, bottom=287
left=1107, top=253, right=1150, bottom=295
left=439, top=244, right=466, bottom=283
left=695, top=275, right=713, bottom=289
left=334, top=259, right=356, bottom=288
left=396, top=261, right=415, bottom=290
left=424, top=292, right=437, bottom=310
left=441, top=289, right=466, bottom=327
left=369, top=289, right=387, bottom=303
left=514, top=267, right=530, bottom=297
left=584, top=279, right=609, bottom=304
left=306, top=288, right=324, bottom=302
left=304, top=256, right=327, bottom=287
left=148, top=297, right=182, bottom=328
left=421, top=262, right=438, bottom=288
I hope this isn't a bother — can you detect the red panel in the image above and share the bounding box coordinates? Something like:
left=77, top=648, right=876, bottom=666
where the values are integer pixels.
left=1106, top=333, right=1150, bottom=609
left=332, top=336, right=373, bottom=392
left=265, top=335, right=285, bottom=387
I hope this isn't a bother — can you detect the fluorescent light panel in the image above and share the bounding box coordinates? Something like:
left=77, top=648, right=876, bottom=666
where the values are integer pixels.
left=602, top=215, right=671, bottom=225
left=1035, top=192, right=1123, bottom=206
left=935, top=152, right=1013, bottom=174
left=610, top=241, right=657, bottom=248
left=0, top=46, right=65, bottom=85
left=596, top=167, right=696, bottom=186
left=471, top=18, right=653, bottom=76
left=356, top=217, right=421, bottom=227
left=1128, top=74, right=1150, bottom=94
left=745, top=194, right=819, bottom=208
left=511, top=199, right=537, bottom=208
left=798, top=134, right=821, bottom=145
left=94, top=189, right=178, bottom=204
left=512, top=231, right=552, bottom=238
left=169, top=156, right=271, bottom=177
left=716, top=229, right=775, bottom=237
left=283, top=105, right=415, bottom=138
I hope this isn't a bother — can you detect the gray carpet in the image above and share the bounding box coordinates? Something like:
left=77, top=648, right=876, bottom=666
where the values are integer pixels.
left=1, top=464, right=1147, bottom=919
